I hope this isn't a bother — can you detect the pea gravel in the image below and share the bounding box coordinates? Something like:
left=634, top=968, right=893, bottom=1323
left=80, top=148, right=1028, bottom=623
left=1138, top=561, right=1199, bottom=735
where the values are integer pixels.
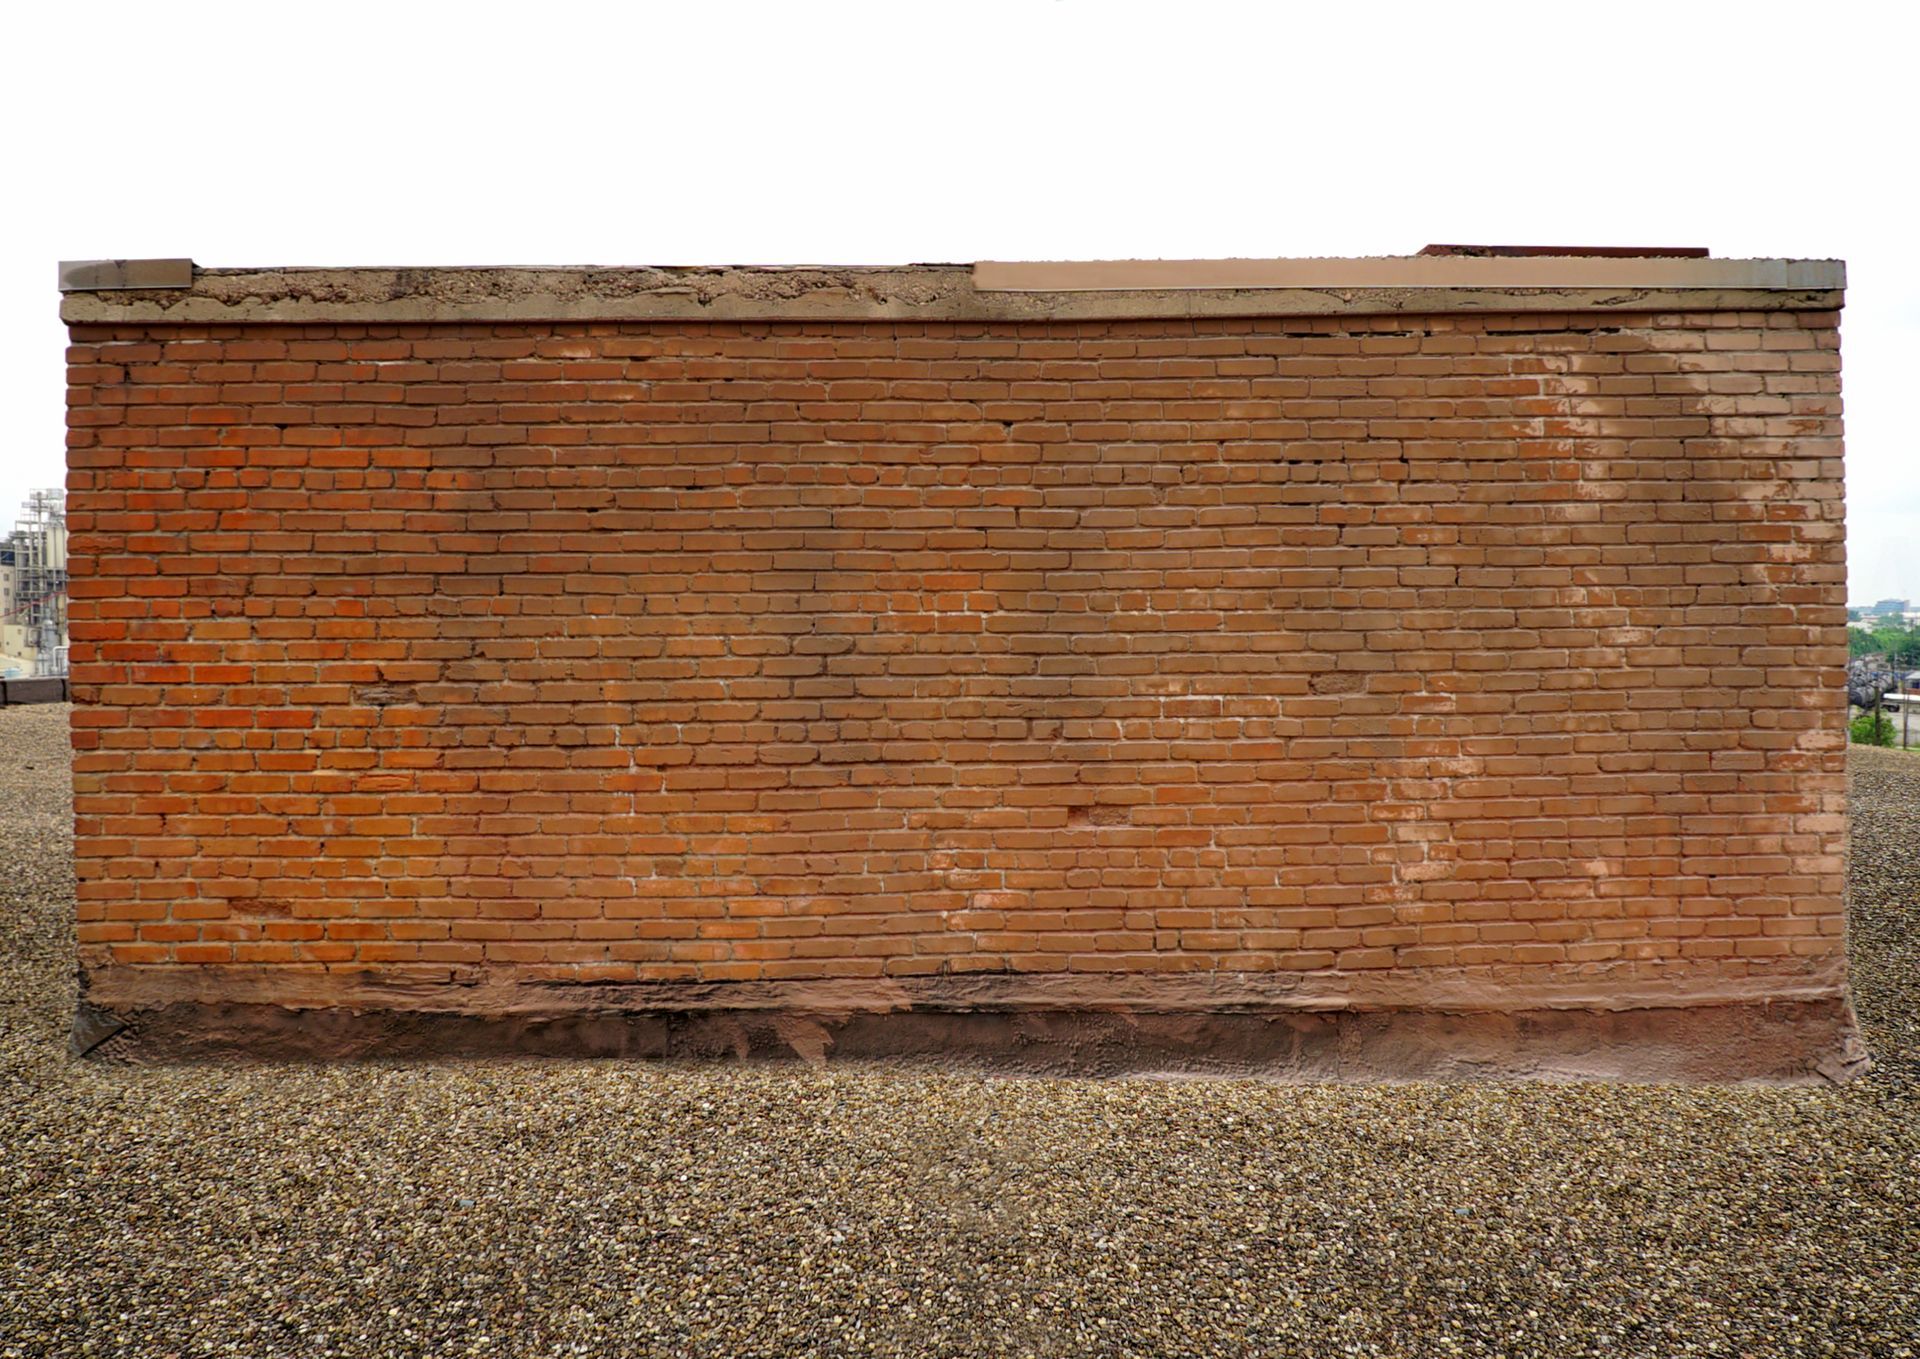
left=3, top=702, right=1916, bottom=1359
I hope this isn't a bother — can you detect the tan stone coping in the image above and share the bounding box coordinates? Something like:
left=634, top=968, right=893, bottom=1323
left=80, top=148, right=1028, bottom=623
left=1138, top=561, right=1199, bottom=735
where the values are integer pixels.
left=58, top=256, right=1845, bottom=326
left=974, top=256, right=1843, bottom=292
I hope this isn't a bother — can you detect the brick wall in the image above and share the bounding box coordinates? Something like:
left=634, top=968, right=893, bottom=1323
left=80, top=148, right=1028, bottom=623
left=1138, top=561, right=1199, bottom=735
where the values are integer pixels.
left=63, top=299, right=1850, bottom=1044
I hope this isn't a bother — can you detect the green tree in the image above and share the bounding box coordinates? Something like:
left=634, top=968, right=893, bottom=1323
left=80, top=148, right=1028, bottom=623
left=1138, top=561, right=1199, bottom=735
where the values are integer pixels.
left=1850, top=623, right=1920, bottom=667
left=1852, top=709, right=1897, bottom=746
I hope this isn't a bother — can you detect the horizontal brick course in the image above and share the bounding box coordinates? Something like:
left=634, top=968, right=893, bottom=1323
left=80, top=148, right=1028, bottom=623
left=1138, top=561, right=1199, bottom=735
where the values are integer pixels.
left=64, top=301, right=1851, bottom=1046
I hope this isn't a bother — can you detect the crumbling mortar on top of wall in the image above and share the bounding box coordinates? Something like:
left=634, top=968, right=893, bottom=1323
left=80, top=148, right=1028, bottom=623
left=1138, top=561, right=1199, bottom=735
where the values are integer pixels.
left=58, top=259, right=1848, bottom=328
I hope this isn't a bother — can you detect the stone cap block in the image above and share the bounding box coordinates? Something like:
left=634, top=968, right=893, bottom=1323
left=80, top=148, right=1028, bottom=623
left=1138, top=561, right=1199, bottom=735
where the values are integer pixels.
left=58, top=259, right=193, bottom=292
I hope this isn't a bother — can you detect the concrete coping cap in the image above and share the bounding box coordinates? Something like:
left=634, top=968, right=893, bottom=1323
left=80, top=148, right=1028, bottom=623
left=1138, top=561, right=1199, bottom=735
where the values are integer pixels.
left=58, top=256, right=1846, bottom=325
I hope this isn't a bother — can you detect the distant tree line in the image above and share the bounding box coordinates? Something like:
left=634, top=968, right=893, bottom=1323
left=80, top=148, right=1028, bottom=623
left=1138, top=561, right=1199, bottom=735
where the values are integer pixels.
left=1849, top=622, right=1920, bottom=667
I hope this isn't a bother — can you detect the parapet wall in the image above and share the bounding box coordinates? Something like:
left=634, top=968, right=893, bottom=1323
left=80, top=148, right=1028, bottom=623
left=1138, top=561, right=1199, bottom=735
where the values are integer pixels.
left=61, top=256, right=1863, bottom=1077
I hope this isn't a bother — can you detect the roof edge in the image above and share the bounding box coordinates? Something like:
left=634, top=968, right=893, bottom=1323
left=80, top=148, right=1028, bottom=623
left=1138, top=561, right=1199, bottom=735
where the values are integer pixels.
left=59, top=257, right=1846, bottom=326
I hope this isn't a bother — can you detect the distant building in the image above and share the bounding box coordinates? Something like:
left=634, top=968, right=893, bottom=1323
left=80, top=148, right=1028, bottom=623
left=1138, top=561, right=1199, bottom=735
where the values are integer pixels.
left=0, top=490, right=67, bottom=678
left=0, top=558, right=23, bottom=675
left=1846, top=598, right=1920, bottom=630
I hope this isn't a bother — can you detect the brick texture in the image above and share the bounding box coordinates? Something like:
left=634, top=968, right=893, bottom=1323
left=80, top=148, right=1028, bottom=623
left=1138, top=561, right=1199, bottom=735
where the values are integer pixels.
left=64, top=311, right=1848, bottom=999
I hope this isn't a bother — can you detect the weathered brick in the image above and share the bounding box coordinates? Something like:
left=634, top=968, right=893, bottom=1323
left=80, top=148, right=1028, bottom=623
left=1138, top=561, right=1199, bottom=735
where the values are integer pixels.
left=61, top=270, right=1853, bottom=1061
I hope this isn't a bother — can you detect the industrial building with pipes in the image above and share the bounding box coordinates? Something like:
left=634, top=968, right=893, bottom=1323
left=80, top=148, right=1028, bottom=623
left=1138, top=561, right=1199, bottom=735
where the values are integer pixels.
left=0, top=488, right=68, bottom=680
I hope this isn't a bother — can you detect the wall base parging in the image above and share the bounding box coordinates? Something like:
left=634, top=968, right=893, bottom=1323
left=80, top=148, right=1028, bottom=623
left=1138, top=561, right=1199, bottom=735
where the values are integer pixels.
left=71, top=992, right=1867, bottom=1084
left=72, top=964, right=1868, bottom=1082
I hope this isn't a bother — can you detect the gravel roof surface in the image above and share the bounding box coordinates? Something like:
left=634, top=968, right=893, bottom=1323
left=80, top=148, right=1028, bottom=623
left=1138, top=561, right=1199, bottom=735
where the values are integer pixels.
left=3, top=701, right=1916, bottom=1358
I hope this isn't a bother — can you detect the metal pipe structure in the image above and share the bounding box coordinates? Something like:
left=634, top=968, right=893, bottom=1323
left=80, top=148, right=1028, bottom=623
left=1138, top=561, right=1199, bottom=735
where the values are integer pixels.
left=2, top=490, right=68, bottom=679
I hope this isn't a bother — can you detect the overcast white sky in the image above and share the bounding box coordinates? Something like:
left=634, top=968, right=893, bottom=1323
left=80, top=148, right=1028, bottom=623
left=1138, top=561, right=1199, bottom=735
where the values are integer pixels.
left=3, top=1, right=1914, bottom=602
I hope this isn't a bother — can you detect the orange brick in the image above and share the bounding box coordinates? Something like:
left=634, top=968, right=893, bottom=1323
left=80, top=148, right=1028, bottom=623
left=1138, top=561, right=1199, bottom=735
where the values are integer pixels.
left=62, top=306, right=1847, bottom=1004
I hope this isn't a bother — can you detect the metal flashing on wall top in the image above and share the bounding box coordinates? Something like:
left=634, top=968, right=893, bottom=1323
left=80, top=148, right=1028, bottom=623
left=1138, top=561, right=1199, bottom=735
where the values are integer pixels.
left=57, top=259, right=193, bottom=292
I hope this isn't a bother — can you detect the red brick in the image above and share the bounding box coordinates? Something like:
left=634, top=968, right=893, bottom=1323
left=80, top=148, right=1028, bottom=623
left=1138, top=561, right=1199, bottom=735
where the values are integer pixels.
left=64, top=310, right=1848, bottom=1001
